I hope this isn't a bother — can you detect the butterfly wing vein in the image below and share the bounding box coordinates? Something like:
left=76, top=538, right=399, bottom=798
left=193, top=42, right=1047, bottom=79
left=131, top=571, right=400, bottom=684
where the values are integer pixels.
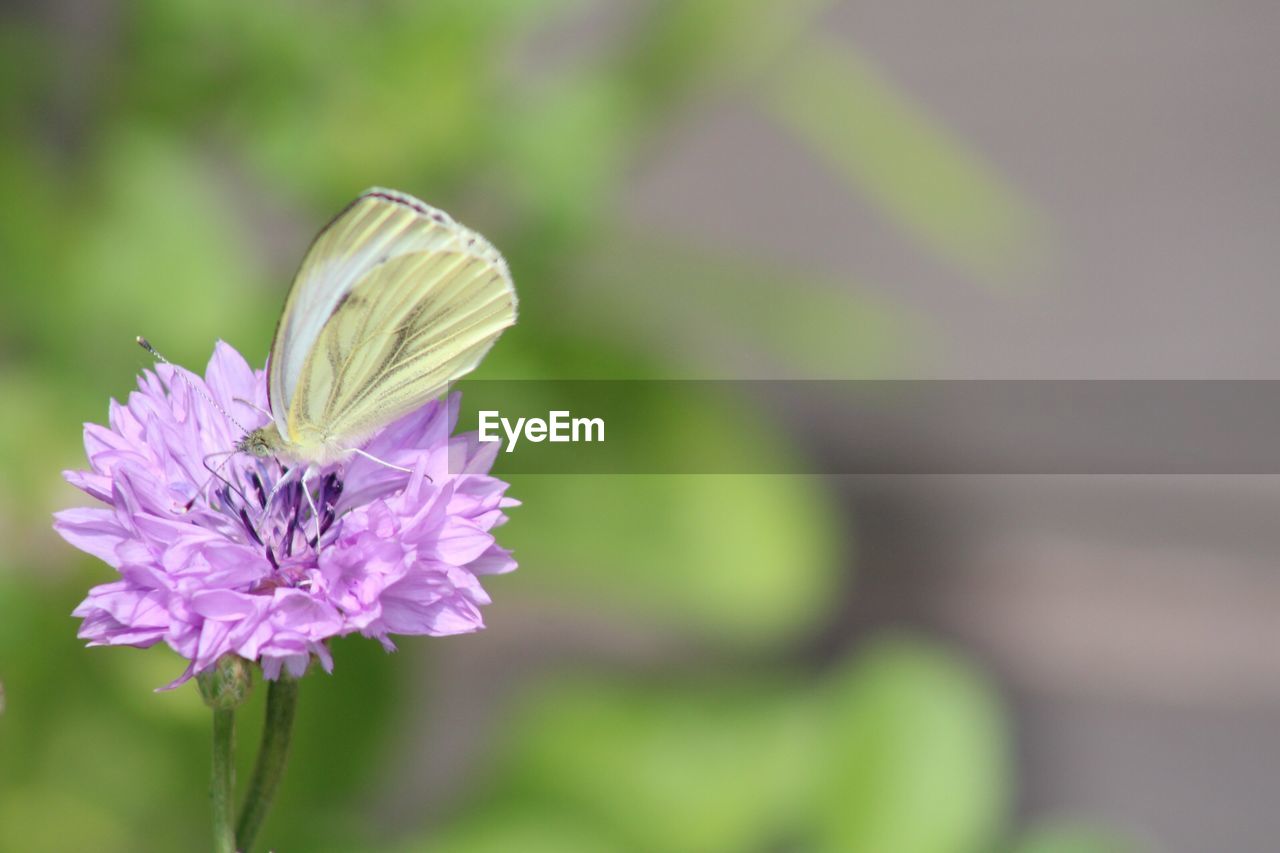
left=266, top=189, right=516, bottom=459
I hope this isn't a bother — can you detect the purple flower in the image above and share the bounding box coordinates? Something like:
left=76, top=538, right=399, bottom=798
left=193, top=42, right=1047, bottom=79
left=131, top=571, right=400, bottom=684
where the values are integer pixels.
left=55, top=342, right=517, bottom=688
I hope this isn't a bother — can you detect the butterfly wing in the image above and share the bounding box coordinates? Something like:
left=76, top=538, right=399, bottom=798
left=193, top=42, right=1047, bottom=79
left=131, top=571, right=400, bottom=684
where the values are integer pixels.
left=286, top=248, right=516, bottom=450
left=267, top=187, right=511, bottom=437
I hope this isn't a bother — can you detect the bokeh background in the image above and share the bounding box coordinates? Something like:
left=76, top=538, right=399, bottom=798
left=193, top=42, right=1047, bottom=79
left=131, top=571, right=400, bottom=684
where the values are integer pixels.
left=1, top=2, right=1277, bottom=851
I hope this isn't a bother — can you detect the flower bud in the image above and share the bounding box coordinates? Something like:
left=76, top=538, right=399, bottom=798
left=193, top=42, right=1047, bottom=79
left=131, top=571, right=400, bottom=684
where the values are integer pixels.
left=196, top=655, right=253, bottom=710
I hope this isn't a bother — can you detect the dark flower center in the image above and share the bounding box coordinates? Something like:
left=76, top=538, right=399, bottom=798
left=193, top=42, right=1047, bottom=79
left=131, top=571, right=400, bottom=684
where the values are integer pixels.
left=207, top=465, right=344, bottom=587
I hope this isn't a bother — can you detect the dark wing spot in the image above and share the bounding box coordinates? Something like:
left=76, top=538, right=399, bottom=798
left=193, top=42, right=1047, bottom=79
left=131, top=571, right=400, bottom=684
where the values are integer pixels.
left=368, top=190, right=431, bottom=217
left=333, top=291, right=365, bottom=312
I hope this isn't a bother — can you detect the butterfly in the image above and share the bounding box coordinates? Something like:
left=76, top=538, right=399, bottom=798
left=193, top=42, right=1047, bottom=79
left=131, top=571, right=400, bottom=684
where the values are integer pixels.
left=237, top=187, right=517, bottom=469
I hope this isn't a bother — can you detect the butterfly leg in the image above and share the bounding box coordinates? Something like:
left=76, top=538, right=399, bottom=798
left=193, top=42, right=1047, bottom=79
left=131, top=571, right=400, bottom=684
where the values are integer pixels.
left=350, top=447, right=430, bottom=484
left=184, top=450, right=239, bottom=511
left=256, top=464, right=300, bottom=542
left=262, top=465, right=294, bottom=510
left=301, top=465, right=323, bottom=547
left=350, top=446, right=414, bottom=474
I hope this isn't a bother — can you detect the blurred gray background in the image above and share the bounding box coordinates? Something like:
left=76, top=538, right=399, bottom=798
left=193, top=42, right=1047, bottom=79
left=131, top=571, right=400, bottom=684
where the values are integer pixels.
left=622, top=3, right=1280, bottom=850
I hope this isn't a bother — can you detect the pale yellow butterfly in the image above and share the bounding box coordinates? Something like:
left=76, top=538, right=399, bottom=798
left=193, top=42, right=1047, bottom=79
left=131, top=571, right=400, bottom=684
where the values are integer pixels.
left=237, top=187, right=517, bottom=468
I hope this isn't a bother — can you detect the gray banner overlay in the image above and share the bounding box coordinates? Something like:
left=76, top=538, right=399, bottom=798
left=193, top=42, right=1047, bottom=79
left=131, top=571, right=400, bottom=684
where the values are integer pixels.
left=444, top=381, right=1280, bottom=475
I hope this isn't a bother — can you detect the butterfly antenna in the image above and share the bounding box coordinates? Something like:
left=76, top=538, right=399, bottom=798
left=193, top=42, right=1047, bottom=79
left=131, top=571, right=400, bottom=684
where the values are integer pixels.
left=183, top=450, right=246, bottom=511
left=232, top=396, right=274, bottom=420
left=137, top=336, right=251, bottom=435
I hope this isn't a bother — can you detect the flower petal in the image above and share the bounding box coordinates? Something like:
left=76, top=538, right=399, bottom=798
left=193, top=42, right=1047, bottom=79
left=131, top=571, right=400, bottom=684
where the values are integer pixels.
left=435, top=517, right=494, bottom=566
left=54, top=508, right=130, bottom=566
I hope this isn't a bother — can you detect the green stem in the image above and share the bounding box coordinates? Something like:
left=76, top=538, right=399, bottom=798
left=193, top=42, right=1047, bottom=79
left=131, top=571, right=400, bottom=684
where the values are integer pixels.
left=211, top=708, right=236, bottom=853
left=235, top=675, right=300, bottom=852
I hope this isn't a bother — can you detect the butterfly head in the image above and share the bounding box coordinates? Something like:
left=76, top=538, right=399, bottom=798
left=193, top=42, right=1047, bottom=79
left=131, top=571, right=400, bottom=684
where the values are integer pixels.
left=237, top=425, right=284, bottom=459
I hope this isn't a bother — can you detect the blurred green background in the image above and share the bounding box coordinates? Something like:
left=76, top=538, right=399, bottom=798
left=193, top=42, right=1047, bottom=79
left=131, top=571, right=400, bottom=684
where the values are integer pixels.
left=0, top=1, right=1207, bottom=851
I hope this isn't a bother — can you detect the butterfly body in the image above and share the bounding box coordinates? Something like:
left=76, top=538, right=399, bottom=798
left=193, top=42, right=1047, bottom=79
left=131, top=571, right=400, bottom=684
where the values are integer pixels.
left=245, top=187, right=517, bottom=468
left=237, top=423, right=351, bottom=466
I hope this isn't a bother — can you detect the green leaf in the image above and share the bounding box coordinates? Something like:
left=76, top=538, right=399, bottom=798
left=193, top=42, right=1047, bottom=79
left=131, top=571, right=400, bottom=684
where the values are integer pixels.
left=811, top=637, right=1010, bottom=853
left=506, top=470, right=842, bottom=648
left=499, top=76, right=637, bottom=235
left=447, top=637, right=1011, bottom=852
left=66, top=130, right=271, bottom=371
left=485, top=676, right=821, bottom=853
left=618, top=0, right=836, bottom=106
left=767, top=38, right=1049, bottom=289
